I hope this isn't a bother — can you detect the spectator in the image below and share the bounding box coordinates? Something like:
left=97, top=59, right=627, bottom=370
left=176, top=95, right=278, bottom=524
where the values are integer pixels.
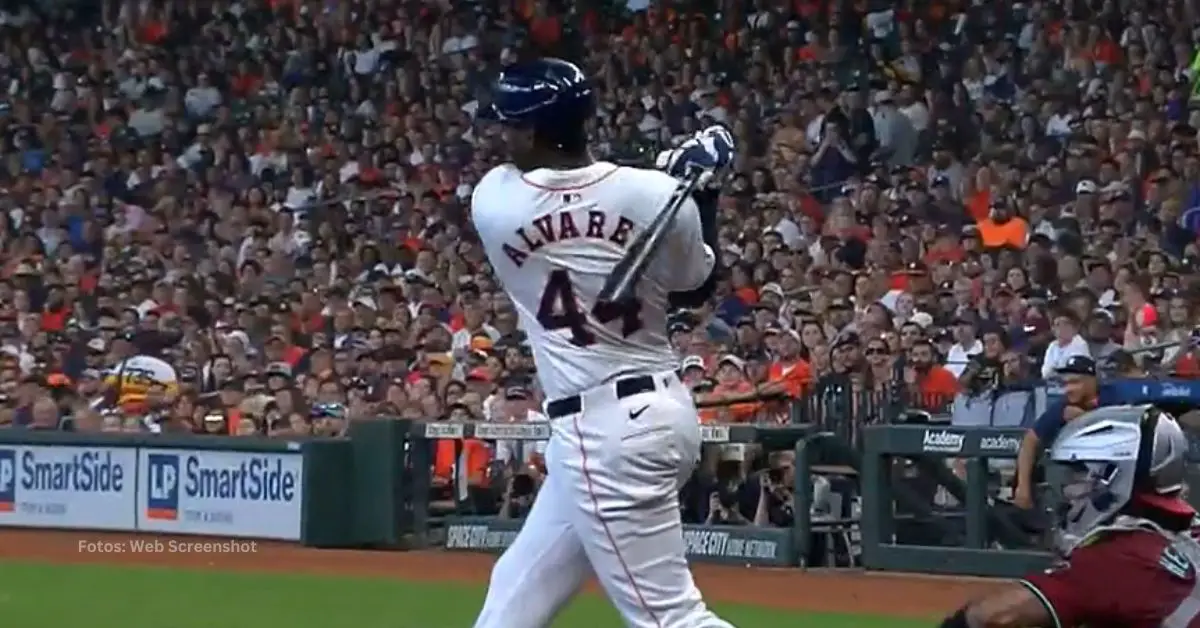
left=905, top=339, right=959, bottom=412
left=946, top=316, right=983, bottom=379
left=1041, top=311, right=1091, bottom=380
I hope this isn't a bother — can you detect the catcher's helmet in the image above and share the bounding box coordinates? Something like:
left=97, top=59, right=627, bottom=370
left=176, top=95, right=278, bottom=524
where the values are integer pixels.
left=478, top=57, right=593, bottom=150
left=1049, top=404, right=1193, bottom=553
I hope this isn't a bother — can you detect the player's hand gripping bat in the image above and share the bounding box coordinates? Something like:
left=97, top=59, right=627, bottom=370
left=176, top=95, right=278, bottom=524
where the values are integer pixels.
left=595, top=127, right=734, bottom=308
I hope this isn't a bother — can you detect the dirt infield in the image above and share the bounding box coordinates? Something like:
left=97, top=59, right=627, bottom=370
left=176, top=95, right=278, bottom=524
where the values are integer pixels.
left=0, top=529, right=994, bottom=618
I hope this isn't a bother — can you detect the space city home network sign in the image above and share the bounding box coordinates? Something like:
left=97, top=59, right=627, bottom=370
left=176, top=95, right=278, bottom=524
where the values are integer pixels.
left=0, top=446, right=136, bottom=530
left=138, top=449, right=304, bottom=540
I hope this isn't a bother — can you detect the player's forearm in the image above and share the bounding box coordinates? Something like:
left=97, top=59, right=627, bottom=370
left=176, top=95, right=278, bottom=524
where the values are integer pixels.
left=693, top=189, right=719, bottom=250
left=668, top=190, right=721, bottom=307
left=1016, top=430, right=1039, bottom=489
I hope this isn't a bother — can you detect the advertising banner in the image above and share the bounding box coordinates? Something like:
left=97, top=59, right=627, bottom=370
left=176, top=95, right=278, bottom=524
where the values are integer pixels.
left=444, top=519, right=793, bottom=566
left=136, top=449, right=304, bottom=540
left=0, top=446, right=136, bottom=530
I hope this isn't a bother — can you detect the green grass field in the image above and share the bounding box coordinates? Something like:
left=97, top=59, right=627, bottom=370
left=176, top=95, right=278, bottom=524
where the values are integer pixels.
left=0, top=560, right=928, bottom=627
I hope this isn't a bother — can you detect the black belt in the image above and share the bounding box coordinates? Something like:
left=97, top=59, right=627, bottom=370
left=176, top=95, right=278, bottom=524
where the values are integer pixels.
left=545, top=375, right=658, bottom=419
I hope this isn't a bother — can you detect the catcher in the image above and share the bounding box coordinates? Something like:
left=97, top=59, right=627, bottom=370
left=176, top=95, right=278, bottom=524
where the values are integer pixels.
left=941, top=404, right=1200, bottom=627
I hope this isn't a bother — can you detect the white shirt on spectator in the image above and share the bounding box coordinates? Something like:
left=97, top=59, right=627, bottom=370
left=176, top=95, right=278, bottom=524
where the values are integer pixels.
left=805, top=114, right=825, bottom=149
left=118, top=75, right=147, bottom=100
left=770, top=217, right=803, bottom=250
left=872, top=105, right=918, bottom=167
left=339, top=161, right=362, bottom=183
left=442, top=34, right=479, bottom=55
left=493, top=410, right=549, bottom=467
left=1046, top=113, right=1074, bottom=137
left=184, top=86, right=222, bottom=118
left=135, top=299, right=159, bottom=318
left=1041, top=335, right=1091, bottom=380
left=747, top=11, right=773, bottom=30
left=962, top=78, right=984, bottom=102
left=178, top=142, right=208, bottom=169
left=35, top=226, right=63, bottom=255
left=251, top=151, right=287, bottom=177
left=285, top=186, right=315, bottom=210
left=353, top=47, right=381, bottom=75
left=1, top=345, right=34, bottom=373
left=128, top=107, right=165, bottom=137
left=125, top=165, right=165, bottom=189
left=946, top=340, right=983, bottom=378
left=926, top=162, right=966, bottom=199
left=899, top=100, right=930, bottom=132
left=50, top=88, right=74, bottom=113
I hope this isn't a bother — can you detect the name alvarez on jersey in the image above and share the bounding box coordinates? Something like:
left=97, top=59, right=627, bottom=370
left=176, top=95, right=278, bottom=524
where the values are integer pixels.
left=499, top=206, right=637, bottom=267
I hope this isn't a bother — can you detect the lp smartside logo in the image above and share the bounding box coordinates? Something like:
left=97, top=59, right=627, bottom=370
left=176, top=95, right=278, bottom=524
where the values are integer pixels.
left=0, top=449, right=14, bottom=512
left=922, top=430, right=965, bottom=453
left=146, top=454, right=180, bottom=520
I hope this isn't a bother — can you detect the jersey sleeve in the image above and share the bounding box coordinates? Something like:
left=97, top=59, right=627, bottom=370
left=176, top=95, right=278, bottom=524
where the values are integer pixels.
left=663, top=195, right=715, bottom=292
left=469, top=165, right=510, bottom=253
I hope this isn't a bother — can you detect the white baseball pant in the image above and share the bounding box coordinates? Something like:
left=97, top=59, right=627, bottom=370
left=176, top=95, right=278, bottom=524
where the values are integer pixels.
left=473, top=371, right=734, bottom=628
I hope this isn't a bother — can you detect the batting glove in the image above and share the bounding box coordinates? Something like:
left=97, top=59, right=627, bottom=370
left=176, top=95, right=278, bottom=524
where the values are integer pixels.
left=654, top=126, right=737, bottom=189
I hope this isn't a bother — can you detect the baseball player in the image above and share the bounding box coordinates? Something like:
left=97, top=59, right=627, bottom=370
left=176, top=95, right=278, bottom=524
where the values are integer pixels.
left=469, top=58, right=735, bottom=628
left=941, top=405, right=1200, bottom=627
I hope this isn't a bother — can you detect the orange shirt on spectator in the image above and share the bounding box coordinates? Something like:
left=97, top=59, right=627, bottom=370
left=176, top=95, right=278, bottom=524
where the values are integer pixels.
left=530, top=15, right=561, bottom=47
left=140, top=20, right=167, bottom=44
left=767, top=359, right=813, bottom=397
left=225, top=408, right=243, bottom=435
left=434, top=439, right=492, bottom=487
left=966, top=189, right=991, bottom=221
left=713, top=381, right=761, bottom=422
left=924, top=241, right=965, bottom=265
left=914, top=365, right=960, bottom=410
left=40, top=308, right=69, bottom=332
left=231, top=73, right=263, bottom=98
left=1175, top=354, right=1200, bottom=379
left=977, top=217, right=1029, bottom=249
left=735, top=287, right=758, bottom=305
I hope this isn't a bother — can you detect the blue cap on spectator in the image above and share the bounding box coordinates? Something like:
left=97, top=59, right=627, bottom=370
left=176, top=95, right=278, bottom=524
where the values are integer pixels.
left=1056, top=356, right=1097, bottom=377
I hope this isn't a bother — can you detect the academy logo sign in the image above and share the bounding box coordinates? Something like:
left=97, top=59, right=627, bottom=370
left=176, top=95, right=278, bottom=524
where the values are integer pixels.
left=979, top=435, right=1021, bottom=453
left=922, top=430, right=966, bottom=454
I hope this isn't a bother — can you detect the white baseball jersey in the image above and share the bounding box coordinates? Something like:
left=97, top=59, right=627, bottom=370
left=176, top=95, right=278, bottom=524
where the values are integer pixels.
left=472, top=161, right=715, bottom=399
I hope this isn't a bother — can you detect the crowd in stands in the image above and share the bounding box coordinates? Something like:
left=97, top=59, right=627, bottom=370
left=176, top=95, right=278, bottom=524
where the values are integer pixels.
left=4, top=0, right=1200, bottom=528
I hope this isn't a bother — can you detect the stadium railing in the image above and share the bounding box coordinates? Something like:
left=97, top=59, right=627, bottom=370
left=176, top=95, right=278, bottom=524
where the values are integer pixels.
left=859, top=423, right=1054, bottom=577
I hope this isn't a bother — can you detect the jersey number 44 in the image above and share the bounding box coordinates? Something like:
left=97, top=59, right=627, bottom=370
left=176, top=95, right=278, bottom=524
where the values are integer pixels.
left=537, top=269, right=642, bottom=347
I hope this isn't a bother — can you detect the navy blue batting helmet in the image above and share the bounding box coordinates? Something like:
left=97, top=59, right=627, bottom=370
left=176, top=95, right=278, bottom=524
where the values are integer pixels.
left=478, top=58, right=593, bottom=150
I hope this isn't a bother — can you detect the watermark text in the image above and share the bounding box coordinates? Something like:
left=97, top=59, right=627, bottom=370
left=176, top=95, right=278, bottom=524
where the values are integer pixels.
left=77, top=539, right=259, bottom=554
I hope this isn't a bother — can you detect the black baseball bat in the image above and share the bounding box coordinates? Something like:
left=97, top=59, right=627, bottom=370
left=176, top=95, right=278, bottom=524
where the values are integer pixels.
left=596, top=170, right=703, bottom=305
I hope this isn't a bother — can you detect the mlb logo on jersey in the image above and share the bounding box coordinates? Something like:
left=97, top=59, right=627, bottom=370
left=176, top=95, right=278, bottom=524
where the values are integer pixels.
left=0, top=449, right=14, bottom=512
left=146, top=454, right=180, bottom=520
